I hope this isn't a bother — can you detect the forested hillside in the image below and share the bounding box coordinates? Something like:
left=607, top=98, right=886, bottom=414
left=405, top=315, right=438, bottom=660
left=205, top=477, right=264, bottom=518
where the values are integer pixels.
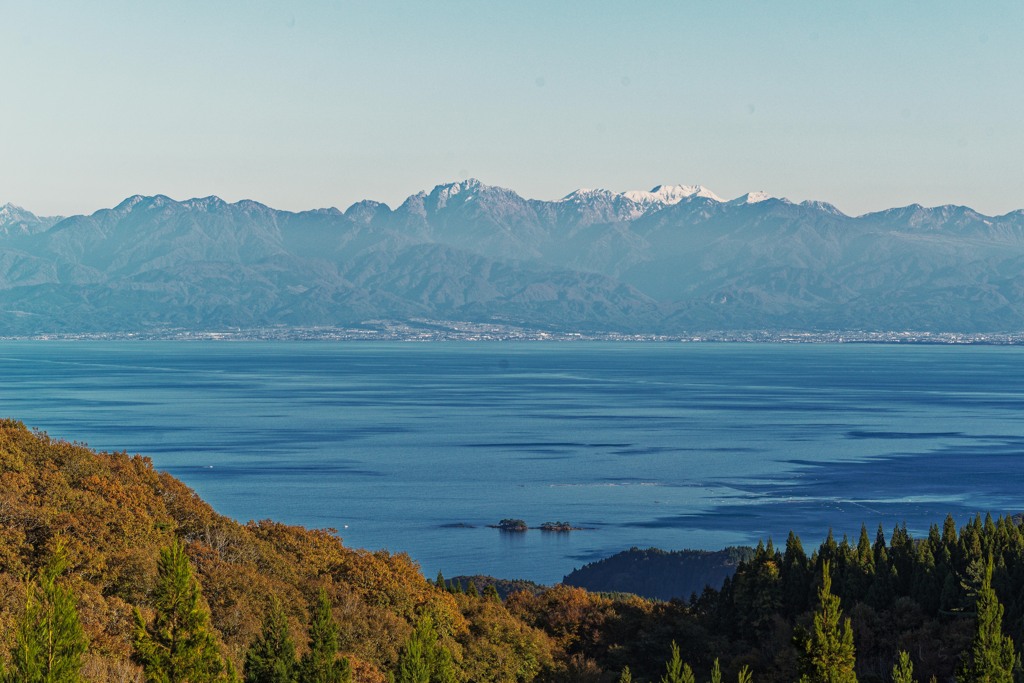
left=1, top=418, right=1023, bottom=683
left=562, top=547, right=754, bottom=601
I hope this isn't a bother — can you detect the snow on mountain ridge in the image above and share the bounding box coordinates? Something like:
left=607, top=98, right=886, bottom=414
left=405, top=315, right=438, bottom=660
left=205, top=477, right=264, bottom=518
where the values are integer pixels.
left=623, top=184, right=723, bottom=205
left=0, top=203, right=32, bottom=221
left=728, top=191, right=782, bottom=206
left=431, top=178, right=487, bottom=208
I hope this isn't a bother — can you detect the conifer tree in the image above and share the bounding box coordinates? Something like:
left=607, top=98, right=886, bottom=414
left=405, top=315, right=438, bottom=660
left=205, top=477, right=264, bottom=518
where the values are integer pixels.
left=710, top=658, right=721, bottom=683
left=7, top=542, right=87, bottom=683
left=618, top=665, right=633, bottom=683
left=892, top=651, right=914, bottom=683
left=956, top=557, right=1019, bottom=683
left=244, top=598, right=297, bottom=683
left=297, top=589, right=350, bottom=683
left=783, top=531, right=812, bottom=616
left=797, top=560, right=857, bottom=683
left=661, top=641, right=694, bottom=683
left=133, top=538, right=232, bottom=683
left=392, top=614, right=456, bottom=683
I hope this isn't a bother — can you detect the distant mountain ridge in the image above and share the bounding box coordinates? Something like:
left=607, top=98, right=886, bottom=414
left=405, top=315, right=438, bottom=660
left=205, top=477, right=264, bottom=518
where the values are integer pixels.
left=3, top=181, right=1024, bottom=335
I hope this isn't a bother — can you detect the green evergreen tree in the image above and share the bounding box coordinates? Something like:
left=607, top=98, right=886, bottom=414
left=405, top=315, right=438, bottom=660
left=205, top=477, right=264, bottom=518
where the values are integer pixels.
left=392, top=615, right=456, bottom=683
left=956, top=557, right=1019, bottom=683
left=297, top=589, right=350, bottom=683
left=618, top=665, right=633, bottom=683
left=133, top=538, right=232, bottom=683
left=7, top=542, right=87, bottom=683
left=782, top=531, right=812, bottom=617
left=244, top=598, right=297, bottom=683
left=797, top=561, right=857, bottom=683
left=134, top=540, right=235, bottom=683
left=134, top=540, right=232, bottom=683
left=710, top=658, right=722, bottom=683
left=737, top=666, right=753, bottom=683
left=892, top=651, right=914, bottom=683
left=661, top=641, right=694, bottom=683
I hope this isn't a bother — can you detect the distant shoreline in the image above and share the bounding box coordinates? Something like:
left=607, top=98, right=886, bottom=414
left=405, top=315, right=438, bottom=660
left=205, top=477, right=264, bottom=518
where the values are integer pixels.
left=4, top=323, right=1024, bottom=345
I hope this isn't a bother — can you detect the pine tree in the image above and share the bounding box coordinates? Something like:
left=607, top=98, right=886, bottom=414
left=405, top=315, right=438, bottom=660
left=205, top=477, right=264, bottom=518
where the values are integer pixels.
left=133, top=538, right=232, bottom=683
left=618, top=665, right=633, bottom=683
left=782, top=531, right=812, bottom=617
left=297, top=589, right=350, bottom=683
left=956, top=557, right=1019, bottom=683
left=661, top=641, right=694, bottom=683
left=7, top=542, right=87, bottom=683
left=710, top=659, right=721, bottom=683
left=244, top=598, right=297, bottom=683
left=892, top=651, right=914, bottom=683
left=797, top=560, right=857, bottom=683
left=392, top=615, right=457, bottom=683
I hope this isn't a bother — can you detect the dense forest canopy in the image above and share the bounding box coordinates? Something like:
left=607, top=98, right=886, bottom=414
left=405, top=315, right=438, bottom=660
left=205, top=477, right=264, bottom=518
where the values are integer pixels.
left=1, top=418, right=1022, bottom=682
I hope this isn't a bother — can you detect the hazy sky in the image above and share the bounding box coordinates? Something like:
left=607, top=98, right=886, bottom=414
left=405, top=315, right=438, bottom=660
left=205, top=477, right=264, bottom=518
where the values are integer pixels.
left=3, top=1, right=1022, bottom=217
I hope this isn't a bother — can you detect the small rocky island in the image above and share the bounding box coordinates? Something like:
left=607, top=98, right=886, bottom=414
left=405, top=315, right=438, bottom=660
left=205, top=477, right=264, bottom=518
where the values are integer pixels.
left=491, top=518, right=529, bottom=532
left=488, top=519, right=584, bottom=532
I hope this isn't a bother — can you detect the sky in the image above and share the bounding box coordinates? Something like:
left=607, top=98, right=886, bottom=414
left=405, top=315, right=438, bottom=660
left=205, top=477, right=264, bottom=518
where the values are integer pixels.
left=2, top=1, right=1022, bottom=217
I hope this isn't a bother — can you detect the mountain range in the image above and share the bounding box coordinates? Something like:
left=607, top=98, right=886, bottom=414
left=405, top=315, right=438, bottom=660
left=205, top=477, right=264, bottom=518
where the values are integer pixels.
left=3, top=179, right=1024, bottom=335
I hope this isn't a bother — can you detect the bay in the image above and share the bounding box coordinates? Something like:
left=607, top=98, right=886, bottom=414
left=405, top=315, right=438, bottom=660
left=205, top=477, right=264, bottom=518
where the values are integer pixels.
left=2, top=341, right=1023, bottom=584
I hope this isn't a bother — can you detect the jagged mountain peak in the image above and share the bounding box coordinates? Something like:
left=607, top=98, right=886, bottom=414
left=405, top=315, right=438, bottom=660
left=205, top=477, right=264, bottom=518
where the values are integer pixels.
left=182, top=195, right=229, bottom=211
left=114, top=194, right=148, bottom=211
left=425, top=179, right=527, bottom=212
left=0, top=202, right=37, bottom=222
left=429, top=178, right=486, bottom=204
left=344, top=199, right=391, bottom=223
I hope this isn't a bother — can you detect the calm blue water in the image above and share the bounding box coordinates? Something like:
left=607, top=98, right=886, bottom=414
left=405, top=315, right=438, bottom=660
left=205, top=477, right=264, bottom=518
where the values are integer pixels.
left=2, top=341, right=1023, bottom=584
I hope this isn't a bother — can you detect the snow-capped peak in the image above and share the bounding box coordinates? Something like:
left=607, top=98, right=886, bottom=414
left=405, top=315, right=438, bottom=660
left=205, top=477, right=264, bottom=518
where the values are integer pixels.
left=623, top=184, right=723, bottom=205
left=0, top=202, right=31, bottom=221
left=729, top=191, right=775, bottom=205
left=431, top=179, right=485, bottom=207
left=560, top=187, right=617, bottom=201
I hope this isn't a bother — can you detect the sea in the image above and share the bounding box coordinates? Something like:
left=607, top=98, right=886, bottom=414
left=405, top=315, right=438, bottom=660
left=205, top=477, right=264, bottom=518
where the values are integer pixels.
left=2, top=341, right=1023, bottom=585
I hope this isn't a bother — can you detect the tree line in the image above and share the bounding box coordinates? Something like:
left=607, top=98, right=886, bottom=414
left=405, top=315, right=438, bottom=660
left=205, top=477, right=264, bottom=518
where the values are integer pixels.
left=4, top=515, right=1024, bottom=683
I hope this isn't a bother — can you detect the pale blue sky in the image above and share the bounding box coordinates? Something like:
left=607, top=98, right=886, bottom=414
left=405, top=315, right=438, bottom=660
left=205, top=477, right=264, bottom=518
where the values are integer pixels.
left=3, top=1, right=1022, bottom=217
